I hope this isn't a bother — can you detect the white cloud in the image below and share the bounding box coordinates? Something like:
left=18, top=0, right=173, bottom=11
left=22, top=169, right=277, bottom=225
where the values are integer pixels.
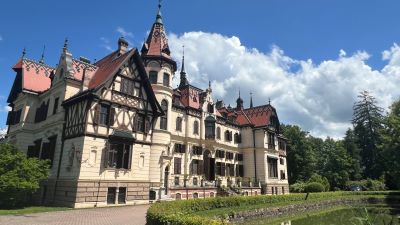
left=0, top=105, right=11, bottom=112
left=100, top=37, right=113, bottom=52
left=116, top=27, right=134, bottom=38
left=168, top=31, right=400, bottom=139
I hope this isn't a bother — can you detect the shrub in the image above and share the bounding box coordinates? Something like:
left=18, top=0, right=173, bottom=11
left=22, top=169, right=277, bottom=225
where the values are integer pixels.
left=290, top=182, right=306, bottom=193
left=0, top=144, right=50, bottom=208
left=308, top=174, right=330, bottom=191
left=304, top=182, right=325, bottom=193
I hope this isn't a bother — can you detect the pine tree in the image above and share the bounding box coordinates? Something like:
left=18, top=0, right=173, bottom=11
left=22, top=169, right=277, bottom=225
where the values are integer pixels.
left=352, top=91, right=384, bottom=179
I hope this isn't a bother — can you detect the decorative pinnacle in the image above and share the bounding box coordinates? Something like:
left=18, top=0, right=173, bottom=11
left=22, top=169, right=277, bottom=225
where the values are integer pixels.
left=156, top=0, right=163, bottom=24
left=181, top=45, right=185, bottom=73
left=268, top=98, right=271, bottom=105
left=63, top=38, right=68, bottom=53
left=22, top=47, right=26, bottom=58
left=39, top=45, right=46, bottom=64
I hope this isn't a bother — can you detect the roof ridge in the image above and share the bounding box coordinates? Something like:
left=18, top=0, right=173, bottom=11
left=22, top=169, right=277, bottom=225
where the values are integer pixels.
left=23, top=58, right=55, bottom=69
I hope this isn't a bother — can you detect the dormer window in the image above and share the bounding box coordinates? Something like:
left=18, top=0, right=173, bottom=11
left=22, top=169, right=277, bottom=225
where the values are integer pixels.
left=207, top=103, right=214, bottom=113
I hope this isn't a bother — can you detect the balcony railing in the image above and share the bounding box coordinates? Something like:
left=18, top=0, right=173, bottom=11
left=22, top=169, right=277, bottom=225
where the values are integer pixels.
left=205, top=134, right=215, bottom=140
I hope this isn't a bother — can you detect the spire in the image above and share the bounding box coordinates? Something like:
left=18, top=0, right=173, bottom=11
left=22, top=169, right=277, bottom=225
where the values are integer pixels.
left=156, top=0, right=163, bottom=24
left=250, top=92, right=253, bottom=108
left=179, top=45, right=189, bottom=88
left=236, top=89, right=244, bottom=110
left=63, top=38, right=68, bottom=53
left=39, top=45, right=45, bottom=64
left=268, top=98, right=271, bottom=105
left=21, top=47, right=26, bottom=59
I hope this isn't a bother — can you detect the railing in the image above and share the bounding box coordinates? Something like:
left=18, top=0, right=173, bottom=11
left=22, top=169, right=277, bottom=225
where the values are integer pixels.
left=205, top=134, right=215, bottom=140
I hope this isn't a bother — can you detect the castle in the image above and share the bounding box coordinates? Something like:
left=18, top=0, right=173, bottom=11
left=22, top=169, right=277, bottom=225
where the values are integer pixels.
left=5, top=3, right=289, bottom=208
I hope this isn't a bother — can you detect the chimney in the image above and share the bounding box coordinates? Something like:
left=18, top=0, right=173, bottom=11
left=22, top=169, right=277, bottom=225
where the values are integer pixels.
left=118, top=37, right=129, bottom=55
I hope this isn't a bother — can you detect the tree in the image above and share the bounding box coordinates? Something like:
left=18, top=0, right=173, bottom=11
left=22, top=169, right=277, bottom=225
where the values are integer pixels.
left=0, top=144, right=50, bottom=208
left=281, top=124, right=316, bottom=184
left=352, top=91, right=384, bottom=179
left=319, top=138, right=351, bottom=190
left=343, top=129, right=362, bottom=180
left=379, top=99, right=400, bottom=189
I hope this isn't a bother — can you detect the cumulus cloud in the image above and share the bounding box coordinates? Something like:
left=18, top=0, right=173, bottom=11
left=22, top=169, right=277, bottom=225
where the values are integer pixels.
left=168, top=32, right=400, bottom=139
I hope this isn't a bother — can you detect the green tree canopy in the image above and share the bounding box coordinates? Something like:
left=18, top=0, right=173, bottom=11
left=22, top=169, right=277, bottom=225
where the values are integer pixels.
left=0, top=144, right=50, bottom=208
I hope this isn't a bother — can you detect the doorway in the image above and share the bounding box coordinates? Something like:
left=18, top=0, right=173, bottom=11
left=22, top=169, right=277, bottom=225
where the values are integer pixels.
left=164, top=166, right=169, bottom=195
left=203, top=150, right=215, bottom=181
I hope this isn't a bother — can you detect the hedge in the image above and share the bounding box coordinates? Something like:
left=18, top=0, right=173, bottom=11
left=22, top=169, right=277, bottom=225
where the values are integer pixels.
left=304, top=182, right=325, bottom=193
left=146, top=191, right=399, bottom=225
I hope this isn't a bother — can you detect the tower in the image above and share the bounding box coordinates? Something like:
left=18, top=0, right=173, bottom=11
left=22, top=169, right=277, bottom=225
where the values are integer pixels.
left=141, top=1, right=177, bottom=200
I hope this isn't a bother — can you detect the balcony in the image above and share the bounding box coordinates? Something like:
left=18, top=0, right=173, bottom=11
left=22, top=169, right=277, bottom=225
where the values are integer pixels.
left=205, top=134, right=215, bottom=140
left=268, top=144, right=276, bottom=150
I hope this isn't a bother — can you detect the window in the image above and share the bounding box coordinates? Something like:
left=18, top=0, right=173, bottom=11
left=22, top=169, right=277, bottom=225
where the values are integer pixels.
left=176, top=117, right=182, bottom=131
left=226, top=152, right=234, bottom=160
left=278, top=139, right=286, bottom=150
left=282, top=187, right=285, bottom=194
left=207, top=103, right=214, bottom=113
left=174, top=143, right=185, bottom=153
left=216, top=127, right=221, bottom=139
left=6, top=109, right=22, bottom=125
left=234, top=133, right=241, bottom=144
left=193, top=193, right=198, bottom=199
left=225, top=130, right=232, bottom=142
left=193, top=177, right=198, bottom=186
left=107, top=187, right=116, bottom=204
left=34, top=101, right=49, bottom=123
left=40, top=135, right=57, bottom=167
left=118, top=187, right=126, bottom=204
left=135, top=114, right=145, bottom=132
left=100, top=105, right=109, bottom=125
left=280, top=170, right=286, bottom=180
left=27, top=139, right=42, bottom=158
left=268, top=157, right=278, bottom=178
left=280, top=158, right=285, bottom=165
left=175, top=193, right=181, bottom=200
left=121, top=77, right=134, bottom=95
left=192, top=146, right=202, bottom=155
left=174, top=177, right=180, bottom=186
left=149, top=71, right=158, bottom=84
left=160, top=100, right=168, bottom=130
left=235, top=164, right=244, bottom=177
left=53, top=98, right=59, bottom=115
left=268, top=133, right=275, bottom=149
left=205, top=116, right=216, bottom=139
left=210, top=192, right=215, bottom=197
left=106, top=143, right=132, bottom=169
left=163, top=73, right=170, bottom=87
left=226, top=163, right=235, bottom=176
left=190, top=159, right=203, bottom=175
left=216, top=150, right=225, bottom=158
left=174, top=158, right=182, bottom=174
left=216, top=162, right=226, bottom=176
left=235, top=153, right=243, bottom=161
left=193, top=121, right=199, bottom=135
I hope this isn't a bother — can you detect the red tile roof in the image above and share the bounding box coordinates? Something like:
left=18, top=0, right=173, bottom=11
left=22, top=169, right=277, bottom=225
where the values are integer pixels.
left=141, top=22, right=171, bottom=59
left=12, top=59, right=54, bottom=93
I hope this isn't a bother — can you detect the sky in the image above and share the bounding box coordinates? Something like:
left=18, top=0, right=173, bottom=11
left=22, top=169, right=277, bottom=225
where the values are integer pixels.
left=0, top=0, right=400, bottom=138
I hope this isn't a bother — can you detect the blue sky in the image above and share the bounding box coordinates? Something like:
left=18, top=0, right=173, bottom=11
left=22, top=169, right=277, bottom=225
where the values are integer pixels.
left=1, top=0, right=400, bottom=137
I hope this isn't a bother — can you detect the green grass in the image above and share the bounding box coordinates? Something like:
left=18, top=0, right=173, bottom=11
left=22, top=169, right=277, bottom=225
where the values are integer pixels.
left=0, top=206, right=70, bottom=215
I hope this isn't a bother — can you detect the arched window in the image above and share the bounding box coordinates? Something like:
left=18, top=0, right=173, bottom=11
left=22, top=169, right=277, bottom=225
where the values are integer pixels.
left=225, top=130, right=231, bottom=142
left=216, top=127, right=221, bottom=139
left=234, top=133, right=241, bottom=144
left=176, top=117, right=182, bottom=131
left=160, top=100, right=168, bottom=130
left=193, top=192, right=199, bottom=199
left=175, top=193, right=181, bottom=200
left=163, top=73, right=170, bottom=87
left=210, top=192, right=215, bottom=197
left=193, top=120, right=199, bottom=135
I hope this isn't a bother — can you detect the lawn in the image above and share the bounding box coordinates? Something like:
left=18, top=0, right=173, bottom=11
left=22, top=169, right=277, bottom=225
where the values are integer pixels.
left=0, top=206, right=70, bottom=215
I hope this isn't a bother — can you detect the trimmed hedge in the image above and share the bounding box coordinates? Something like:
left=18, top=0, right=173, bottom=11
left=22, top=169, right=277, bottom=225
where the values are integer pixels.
left=146, top=191, right=399, bottom=225
left=304, top=182, right=325, bottom=193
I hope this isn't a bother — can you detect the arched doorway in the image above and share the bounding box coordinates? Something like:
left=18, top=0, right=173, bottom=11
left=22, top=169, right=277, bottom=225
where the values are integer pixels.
left=203, top=149, right=215, bottom=181
left=164, top=166, right=169, bottom=195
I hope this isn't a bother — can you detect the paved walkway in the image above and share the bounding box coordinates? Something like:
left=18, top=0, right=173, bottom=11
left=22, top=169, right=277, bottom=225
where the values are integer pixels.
left=0, top=204, right=150, bottom=225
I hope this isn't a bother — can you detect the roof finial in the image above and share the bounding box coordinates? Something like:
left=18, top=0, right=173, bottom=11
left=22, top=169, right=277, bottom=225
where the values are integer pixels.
left=156, top=0, right=163, bottom=24
left=39, top=45, right=46, bottom=64
left=239, top=88, right=241, bottom=98
left=181, top=45, right=185, bottom=73
left=209, top=80, right=211, bottom=89
left=250, top=92, right=254, bottom=108
left=63, top=38, right=68, bottom=53
left=268, top=98, right=271, bottom=105
left=21, top=47, right=26, bottom=59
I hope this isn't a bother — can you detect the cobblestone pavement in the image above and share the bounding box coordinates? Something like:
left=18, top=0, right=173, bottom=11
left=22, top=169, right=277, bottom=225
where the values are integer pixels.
left=0, top=204, right=150, bottom=225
